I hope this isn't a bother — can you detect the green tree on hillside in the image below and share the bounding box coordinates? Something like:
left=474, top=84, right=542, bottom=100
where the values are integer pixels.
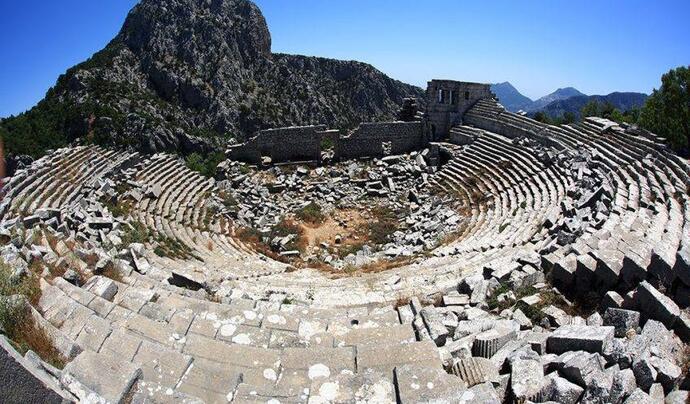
left=638, top=66, right=689, bottom=154
left=562, top=111, right=576, bottom=124
left=580, top=100, right=638, bottom=126
left=581, top=100, right=601, bottom=118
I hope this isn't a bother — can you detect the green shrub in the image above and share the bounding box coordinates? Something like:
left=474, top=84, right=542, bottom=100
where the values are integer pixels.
left=185, top=152, right=225, bottom=178
left=320, top=137, right=335, bottom=150
left=121, top=221, right=150, bottom=246
left=152, top=234, right=195, bottom=260
left=219, top=190, right=238, bottom=210
left=296, top=202, right=325, bottom=225
left=269, top=218, right=305, bottom=253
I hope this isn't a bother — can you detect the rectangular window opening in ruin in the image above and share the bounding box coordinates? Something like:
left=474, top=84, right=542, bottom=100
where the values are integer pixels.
left=464, top=91, right=470, bottom=100
left=437, top=89, right=444, bottom=103
left=451, top=90, right=458, bottom=105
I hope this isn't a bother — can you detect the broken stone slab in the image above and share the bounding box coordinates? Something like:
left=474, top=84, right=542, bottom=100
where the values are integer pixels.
left=560, top=351, right=606, bottom=387
left=510, top=358, right=545, bottom=403
left=459, top=274, right=483, bottom=295
left=580, top=369, right=613, bottom=403
left=649, top=383, right=665, bottom=402
left=594, top=248, right=625, bottom=286
left=145, top=184, right=162, bottom=199
left=552, top=253, right=578, bottom=287
left=512, top=308, right=533, bottom=330
left=647, top=356, right=681, bottom=393
left=541, top=372, right=584, bottom=404
left=470, top=280, right=489, bottom=306
left=464, top=381, right=501, bottom=403
left=603, top=308, right=641, bottom=337
left=547, top=325, right=614, bottom=354
left=542, top=305, right=572, bottom=327
left=129, top=249, right=150, bottom=274
left=60, top=350, right=141, bottom=404
left=394, top=364, right=467, bottom=403
left=586, top=312, right=603, bottom=326
left=22, top=215, right=42, bottom=228
left=483, top=261, right=520, bottom=282
left=601, top=290, right=625, bottom=310
left=519, top=293, right=542, bottom=307
left=622, top=388, right=652, bottom=403
left=442, top=294, right=470, bottom=307
left=610, top=368, right=637, bottom=404
left=524, top=331, right=549, bottom=355
left=636, top=281, right=680, bottom=329
left=665, top=390, right=690, bottom=404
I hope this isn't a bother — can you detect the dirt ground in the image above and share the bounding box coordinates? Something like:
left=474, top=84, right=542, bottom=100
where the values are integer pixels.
left=300, top=208, right=369, bottom=250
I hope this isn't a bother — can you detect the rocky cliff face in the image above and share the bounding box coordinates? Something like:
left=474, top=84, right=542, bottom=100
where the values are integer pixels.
left=1, top=0, right=424, bottom=159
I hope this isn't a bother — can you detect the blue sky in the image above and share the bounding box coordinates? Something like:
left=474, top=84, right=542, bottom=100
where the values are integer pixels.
left=1, top=0, right=689, bottom=118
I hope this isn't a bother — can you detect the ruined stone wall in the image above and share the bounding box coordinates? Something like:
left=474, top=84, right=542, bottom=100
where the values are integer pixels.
left=227, top=125, right=327, bottom=164
left=338, top=121, right=425, bottom=160
left=426, top=80, right=494, bottom=139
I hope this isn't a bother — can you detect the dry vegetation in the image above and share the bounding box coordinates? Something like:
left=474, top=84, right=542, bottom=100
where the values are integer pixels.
left=366, top=206, right=399, bottom=245
left=0, top=260, right=66, bottom=368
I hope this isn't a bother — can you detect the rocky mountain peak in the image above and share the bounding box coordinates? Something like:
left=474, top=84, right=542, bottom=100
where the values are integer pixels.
left=120, top=0, right=271, bottom=64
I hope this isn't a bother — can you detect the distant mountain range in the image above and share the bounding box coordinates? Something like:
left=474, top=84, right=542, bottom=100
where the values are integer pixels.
left=490, top=82, right=648, bottom=118
left=540, top=92, right=649, bottom=118
left=490, top=82, right=533, bottom=112
left=528, top=87, right=586, bottom=112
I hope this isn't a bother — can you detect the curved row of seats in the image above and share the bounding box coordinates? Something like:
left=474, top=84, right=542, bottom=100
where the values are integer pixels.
left=544, top=118, right=690, bottom=294
left=461, top=99, right=690, bottom=298
left=0, top=146, right=138, bottom=220
left=128, top=154, right=290, bottom=284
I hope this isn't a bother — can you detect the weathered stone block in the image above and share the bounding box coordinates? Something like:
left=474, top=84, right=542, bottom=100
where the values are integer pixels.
left=450, top=357, right=499, bottom=387
left=541, top=373, right=583, bottom=404
left=394, top=364, right=467, bottom=403
left=420, top=307, right=449, bottom=346
left=510, top=358, right=545, bottom=403
left=632, top=356, right=657, bottom=391
left=84, top=275, right=118, bottom=301
left=60, top=351, right=141, bottom=404
left=636, top=281, right=680, bottom=328
left=610, top=368, right=637, bottom=404
left=547, top=325, right=614, bottom=354
left=472, top=327, right=516, bottom=358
